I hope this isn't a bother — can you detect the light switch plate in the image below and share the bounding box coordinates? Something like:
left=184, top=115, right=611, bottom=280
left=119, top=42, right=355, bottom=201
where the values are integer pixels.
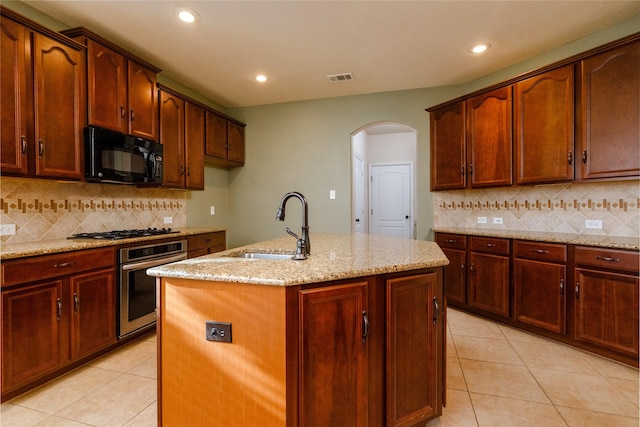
left=329, top=190, right=336, bottom=200
left=0, top=224, right=16, bottom=236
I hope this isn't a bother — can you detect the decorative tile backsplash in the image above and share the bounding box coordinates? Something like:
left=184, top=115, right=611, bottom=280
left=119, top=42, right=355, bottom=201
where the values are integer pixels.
left=433, top=180, right=639, bottom=238
left=0, top=177, right=186, bottom=244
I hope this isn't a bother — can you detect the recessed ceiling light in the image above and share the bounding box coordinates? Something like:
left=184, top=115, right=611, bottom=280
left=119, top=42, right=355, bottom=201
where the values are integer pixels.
left=255, top=74, right=268, bottom=82
left=468, top=43, right=491, bottom=54
left=175, top=7, right=199, bottom=23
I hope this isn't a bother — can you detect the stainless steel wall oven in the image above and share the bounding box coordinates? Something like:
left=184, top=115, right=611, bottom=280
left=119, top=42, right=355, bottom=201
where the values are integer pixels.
left=118, top=240, right=187, bottom=338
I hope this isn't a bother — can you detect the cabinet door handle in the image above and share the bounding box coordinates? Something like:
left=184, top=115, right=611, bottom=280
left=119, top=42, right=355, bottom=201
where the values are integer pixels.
left=582, top=150, right=587, bottom=164
left=38, top=139, right=44, bottom=157
left=575, top=284, right=580, bottom=301
left=180, top=165, right=185, bottom=176
left=461, top=166, right=465, bottom=176
left=469, top=164, right=473, bottom=176
left=595, top=256, right=620, bottom=263
left=120, top=106, right=126, bottom=118
left=130, top=109, right=135, bottom=122
left=432, top=297, right=440, bottom=325
left=531, top=249, right=549, bottom=254
left=20, top=135, right=27, bottom=155
left=74, top=293, right=79, bottom=312
left=54, top=262, right=76, bottom=269
left=187, top=166, right=191, bottom=177
left=362, top=310, right=369, bottom=343
left=469, top=263, right=475, bottom=273
left=568, top=151, right=573, bottom=165
left=560, top=279, right=564, bottom=297
left=461, top=262, right=465, bottom=271
left=56, top=298, right=62, bottom=320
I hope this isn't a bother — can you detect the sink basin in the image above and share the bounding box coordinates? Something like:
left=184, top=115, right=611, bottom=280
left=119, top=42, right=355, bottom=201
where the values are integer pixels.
left=237, top=252, right=293, bottom=260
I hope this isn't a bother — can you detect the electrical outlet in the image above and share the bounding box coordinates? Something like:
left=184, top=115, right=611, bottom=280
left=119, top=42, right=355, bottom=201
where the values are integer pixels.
left=329, top=190, right=336, bottom=200
left=477, top=216, right=487, bottom=224
left=164, top=217, right=173, bottom=224
left=493, top=217, right=503, bottom=224
left=205, top=321, right=232, bottom=343
left=210, top=206, right=215, bottom=215
left=0, top=224, right=16, bottom=236
left=585, top=219, right=603, bottom=229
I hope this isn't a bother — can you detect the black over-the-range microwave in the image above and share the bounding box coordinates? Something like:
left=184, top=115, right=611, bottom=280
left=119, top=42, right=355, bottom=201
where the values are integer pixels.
left=85, top=125, right=163, bottom=185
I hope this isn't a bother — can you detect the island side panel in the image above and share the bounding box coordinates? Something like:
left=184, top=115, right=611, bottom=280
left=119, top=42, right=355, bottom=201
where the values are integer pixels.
left=158, top=278, right=289, bottom=426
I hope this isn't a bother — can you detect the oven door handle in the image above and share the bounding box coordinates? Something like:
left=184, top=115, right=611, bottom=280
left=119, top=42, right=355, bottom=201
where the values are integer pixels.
left=121, top=253, right=187, bottom=271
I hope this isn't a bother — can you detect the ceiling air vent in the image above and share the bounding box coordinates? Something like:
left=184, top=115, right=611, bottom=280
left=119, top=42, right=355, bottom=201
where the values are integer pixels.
left=327, top=73, right=354, bottom=83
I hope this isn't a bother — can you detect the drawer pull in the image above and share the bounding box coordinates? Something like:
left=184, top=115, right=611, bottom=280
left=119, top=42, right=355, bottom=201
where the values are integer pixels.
left=54, top=262, right=76, bottom=268
left=482, top=243, right=496, bottom=248
left=444, top=239, right=457, bottom=244
left=531, top=249, right=549, bottom=254
left=595, top=256, right=620, bottom=263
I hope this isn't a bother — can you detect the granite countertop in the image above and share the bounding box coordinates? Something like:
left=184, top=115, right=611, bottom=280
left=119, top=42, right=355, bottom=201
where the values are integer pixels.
left=0, top=227, right=226, bottom=260
left=433, top=227, right=640, bottom=251
left=147, top=233, right=449, bottom=287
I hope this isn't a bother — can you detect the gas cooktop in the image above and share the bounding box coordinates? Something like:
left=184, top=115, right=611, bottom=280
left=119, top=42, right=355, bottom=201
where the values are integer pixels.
left=68, top=228, right=179, bottom=240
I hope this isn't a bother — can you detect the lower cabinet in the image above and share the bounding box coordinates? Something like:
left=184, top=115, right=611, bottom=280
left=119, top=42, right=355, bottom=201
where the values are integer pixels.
left=435, top=232, right=639, bottom=366
left=299, top=282, right=368, bottom=426
left=574, top=246, right=639, bottom=359
left=157, top=268, right=445, bottom=426
left=513, top=241, right=567, bottom=334
left=1, top=248, right=116, bottom=399
left=468, top=237, right=510, bottom=317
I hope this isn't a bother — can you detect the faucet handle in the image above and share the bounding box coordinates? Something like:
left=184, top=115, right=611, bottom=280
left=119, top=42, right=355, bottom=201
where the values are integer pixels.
left=285, top=227, right=300, bottom=240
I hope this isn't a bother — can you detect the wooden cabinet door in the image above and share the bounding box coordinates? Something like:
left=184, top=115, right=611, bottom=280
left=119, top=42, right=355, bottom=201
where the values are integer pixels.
left=185, top=102, right=205, bottom=190
left=386, top=273, right=442, bottom=427
left=86, top=39, right=127, bottom=133
left=299, top=282, right=368, bottom=427
left=514, top=259, right=566, bottom=334
left=0, top=17, right=29, bottom=175
left=467, top=86, right=513, bottom=187
left=33, top=32, right=84, bottom=180
left=70, top=269, right=116, bottom=361
left=159, top=90, right=185, bottom=188
left=2, top=280, right=65, bottom=389
left=441, top=248, right=467, bottom=305
left=515, top=65, right=574, bottom=184
left=205, top=111, right=228, bottom=160
left=469, top=252, right=510, bottom=317
left=574, top=268, right=639, bottom=359
left=577, top=40, right=640, bottom=180
left=128, top=60, right=157, bottom=140
left=430, top=102, right=466, bottom=190
left=227, top=121, right=245, bottom=164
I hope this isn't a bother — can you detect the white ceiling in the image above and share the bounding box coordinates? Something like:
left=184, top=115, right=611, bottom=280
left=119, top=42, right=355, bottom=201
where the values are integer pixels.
left=21, top=1, right=640, bottom=108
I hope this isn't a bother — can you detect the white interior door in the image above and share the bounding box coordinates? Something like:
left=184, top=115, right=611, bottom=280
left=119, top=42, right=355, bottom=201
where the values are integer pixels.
left=369, top=163, right=412, bottom=239
left=354, top=153, right=365, bottom=234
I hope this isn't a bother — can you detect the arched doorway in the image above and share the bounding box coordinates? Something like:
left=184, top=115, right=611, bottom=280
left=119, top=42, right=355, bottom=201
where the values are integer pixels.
left=351, top=122, right=417, bottom=238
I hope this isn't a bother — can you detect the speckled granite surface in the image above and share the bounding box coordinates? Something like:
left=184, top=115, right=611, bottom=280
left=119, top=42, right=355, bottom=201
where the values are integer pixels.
left=433, top=227, right=639, bottom=251
left=147, top=233, right=449, bottom=286
left=0, top=228, right=225, bottom=260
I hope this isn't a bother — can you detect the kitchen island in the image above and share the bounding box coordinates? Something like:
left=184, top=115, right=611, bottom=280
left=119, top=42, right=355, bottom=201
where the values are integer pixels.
left=148, top=233, right=449, bottom=427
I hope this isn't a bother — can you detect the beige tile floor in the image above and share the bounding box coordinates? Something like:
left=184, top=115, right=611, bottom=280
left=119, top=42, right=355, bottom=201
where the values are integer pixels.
left=2, top=308, right=638, bottom=426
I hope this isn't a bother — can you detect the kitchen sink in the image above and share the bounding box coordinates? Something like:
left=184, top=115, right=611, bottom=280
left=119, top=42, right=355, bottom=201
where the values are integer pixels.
left=236, top=252, right=293, bottom=260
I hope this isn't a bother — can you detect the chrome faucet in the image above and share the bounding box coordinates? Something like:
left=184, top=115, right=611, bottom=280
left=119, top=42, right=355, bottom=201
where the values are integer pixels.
left=276, top=191, right=310, bottom=260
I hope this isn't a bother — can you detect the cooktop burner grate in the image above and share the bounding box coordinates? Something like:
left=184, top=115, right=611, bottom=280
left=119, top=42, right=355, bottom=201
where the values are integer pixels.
left=68, top=228, right=178, bottom=240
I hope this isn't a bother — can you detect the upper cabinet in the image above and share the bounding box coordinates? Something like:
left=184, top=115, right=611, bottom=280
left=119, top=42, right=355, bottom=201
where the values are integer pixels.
left=62, top=27, right=160, bottom=141
left=205, top=111, right=246, bottom=167
left=467, top=86, right=513, bottom=187
left=514, top=65, right=575, bottom=185
left=577, top=39, right=640, bottom=180
left=1, top=9, right=85, bottom=180
left=429, top=101, right=466, bottom=191
left=428, top=34, right=640, bottom=190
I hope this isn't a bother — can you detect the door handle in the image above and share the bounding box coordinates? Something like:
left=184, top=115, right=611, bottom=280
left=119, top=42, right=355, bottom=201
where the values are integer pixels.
left=362, top=310, right=369, bottom=343
left=432, top=297, right=440, bottom=325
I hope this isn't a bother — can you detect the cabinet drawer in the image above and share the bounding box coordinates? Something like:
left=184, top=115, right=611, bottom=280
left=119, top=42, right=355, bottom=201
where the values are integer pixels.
left=470, top=236, right=510, bottom=255
left=575, top=246, right=639, bottom=274
left=435, top=233, right=467, bottom=250
left=187, top=232, right=226, bottom=251
left=2, top=247, right=116, bottom=287
left=514, top=240, right=567, bottom=263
